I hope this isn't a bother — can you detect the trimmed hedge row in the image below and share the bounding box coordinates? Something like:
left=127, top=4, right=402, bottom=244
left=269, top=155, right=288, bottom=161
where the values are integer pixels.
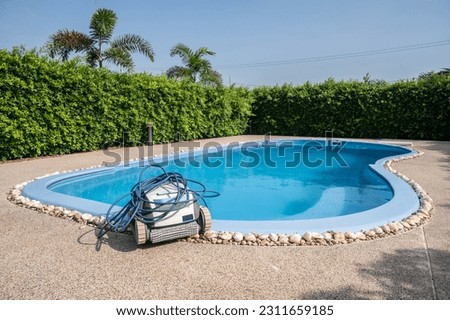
left=1, top=49, right=449, bottom=161
left=250, top=78, right=450, bottom=140
left=0, top=49, right=252, bottom=160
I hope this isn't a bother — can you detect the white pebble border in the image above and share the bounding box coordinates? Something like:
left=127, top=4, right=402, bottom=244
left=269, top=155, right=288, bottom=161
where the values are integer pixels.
left=7, top=150, right=433, bottom=246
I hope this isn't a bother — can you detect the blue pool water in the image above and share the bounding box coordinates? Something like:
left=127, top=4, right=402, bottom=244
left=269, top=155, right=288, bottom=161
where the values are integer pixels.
left=23, top=140, right=420, bottom=233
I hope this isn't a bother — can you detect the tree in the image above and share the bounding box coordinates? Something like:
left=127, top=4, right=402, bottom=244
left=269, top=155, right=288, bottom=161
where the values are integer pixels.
left=166, top=43, right=222, bottom=86
left=46, top=8, right=154, bottom=72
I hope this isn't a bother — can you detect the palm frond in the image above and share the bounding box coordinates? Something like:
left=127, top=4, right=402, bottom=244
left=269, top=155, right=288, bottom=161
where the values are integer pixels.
left=86, top=48, right=100, bottom=68
left=196, top=58, right=213, bottom=71
left=46, top=29, right=92, bottom=60
left=166, top=65, right=192, bottom=80
left=110, top=34, right=155, bottom=62
left=437, top=68, right=450, bottom=75
left=195, top=47, right=216, bottom=57
left=200, top=69, right=223, bottom=86
left=103, top=47, right=134, bottom=72
left=89, top=8, right=117, bottom=43
left=170, top=43, right=194, bottom=66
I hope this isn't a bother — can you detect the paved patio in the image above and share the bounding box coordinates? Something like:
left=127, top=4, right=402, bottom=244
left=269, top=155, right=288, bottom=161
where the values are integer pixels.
left=0, top=136, right=449, bottom=299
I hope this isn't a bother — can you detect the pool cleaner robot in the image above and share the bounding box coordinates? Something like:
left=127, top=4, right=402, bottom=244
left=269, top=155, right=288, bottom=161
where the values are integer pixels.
left=96, top=165, right=216, bottom=245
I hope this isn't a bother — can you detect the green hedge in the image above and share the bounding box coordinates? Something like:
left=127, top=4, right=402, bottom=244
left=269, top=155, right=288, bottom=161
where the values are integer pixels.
left=250, top=78, right=450, bottom=140
left=2, top=48, right=449, bottom=161
left=0, top=49, right=252, bottom=160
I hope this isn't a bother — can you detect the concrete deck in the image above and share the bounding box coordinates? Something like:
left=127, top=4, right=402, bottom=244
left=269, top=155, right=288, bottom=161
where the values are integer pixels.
left=0, top=136, right=449, bottom=299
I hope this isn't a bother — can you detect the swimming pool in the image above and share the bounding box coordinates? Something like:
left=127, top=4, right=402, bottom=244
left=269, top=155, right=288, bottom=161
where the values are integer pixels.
left=22, top=139, right=420, bottom=234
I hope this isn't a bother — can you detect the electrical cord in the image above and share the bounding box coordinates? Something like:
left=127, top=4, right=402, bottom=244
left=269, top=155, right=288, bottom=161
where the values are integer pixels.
left=96, top=164, right=219, bottom=239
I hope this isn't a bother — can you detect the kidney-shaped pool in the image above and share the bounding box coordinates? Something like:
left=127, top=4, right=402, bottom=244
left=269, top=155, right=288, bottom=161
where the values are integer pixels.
left=22, top=139, right=420, bottom=234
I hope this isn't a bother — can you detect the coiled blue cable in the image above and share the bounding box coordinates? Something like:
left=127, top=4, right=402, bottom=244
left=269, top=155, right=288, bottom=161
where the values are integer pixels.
left=96, top=164, right=219, bottom=239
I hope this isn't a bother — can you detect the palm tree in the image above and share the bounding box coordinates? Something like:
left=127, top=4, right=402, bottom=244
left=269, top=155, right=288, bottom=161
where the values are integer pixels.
left=437, top=68, right=450, bottom=76
left=419, top=68, right=450, bottom=80
left=46, top=8, right=154, bottom=72
left=166, top=43, right=222, bottom=86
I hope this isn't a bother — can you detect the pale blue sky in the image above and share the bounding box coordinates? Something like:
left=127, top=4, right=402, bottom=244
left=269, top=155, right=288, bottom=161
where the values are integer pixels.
left=1, top=0, right=449, bottom=86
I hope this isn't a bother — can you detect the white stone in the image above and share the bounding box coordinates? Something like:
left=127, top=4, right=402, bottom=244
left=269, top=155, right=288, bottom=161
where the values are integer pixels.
left=81, top=213, right=92, bottom=221
left=417, top=213, right=428, bottom=220
left=269, top=233, right=278, bottom=242
left=91, top=217, right=102, bottom=225
left=387, top=223, right=398, bottom=232
left=381, top=224, right=391, bottom=234
left=289, top=234, right=302, bottom=244
left=344, top=231, right=357, bottom=240
left=244, top=233, right=256, bottom=242
left=334, top=232, right=346, bottom=242
left=204, top=230, right=217, bottom=239
left=365, top=230, right=376, bottom=237
left=395, top=222, right=404, bottom=230
left=374, top=227, right=384, bottom=234
left=232, top=232, right=244, bottom=242
left=16, top=196, right=26, bottom=203
left=32, top=203, right=43, bottom=209
left=219, top=232, right=232, bottom=241
left=302, top=232, right=312, bottom=242
left=279, top=235, right=289, bottom=244
left=311, top=232, right=324, bottom=240
left=400, top=221, right=411, bottom=229
left=422, top=201, right=433, bottom=212
left=323, top=232, right=333, bottom=241
left=258, top=234, right=269, bottom=240
left=355, top=232, right=366, bottom=240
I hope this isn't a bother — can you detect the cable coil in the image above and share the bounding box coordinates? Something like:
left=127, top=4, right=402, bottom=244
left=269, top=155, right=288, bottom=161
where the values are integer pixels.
left=96, top=165, right=218, bottom=239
